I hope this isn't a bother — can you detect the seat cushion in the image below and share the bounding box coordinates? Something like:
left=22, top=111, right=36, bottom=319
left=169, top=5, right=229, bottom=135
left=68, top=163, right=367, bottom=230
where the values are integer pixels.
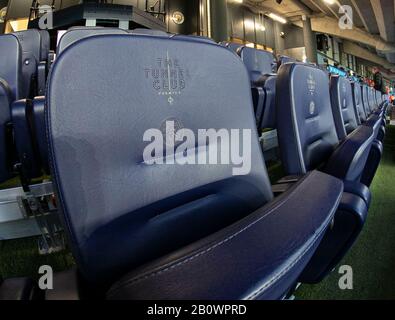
left=107, top=171, right=343, bottom=300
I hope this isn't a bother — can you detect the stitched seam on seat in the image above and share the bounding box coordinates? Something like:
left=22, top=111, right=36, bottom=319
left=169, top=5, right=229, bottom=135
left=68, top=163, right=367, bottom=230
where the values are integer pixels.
left=244, top=209, right=333, bottom=300
left=110, top=173, right=338, bottom=295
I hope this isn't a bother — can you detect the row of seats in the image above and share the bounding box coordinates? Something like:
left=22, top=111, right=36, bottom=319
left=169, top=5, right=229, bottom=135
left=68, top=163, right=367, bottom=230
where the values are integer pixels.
left=0, top=27, right=390, bottom=299
left=223, top=42, right=389, bottom=282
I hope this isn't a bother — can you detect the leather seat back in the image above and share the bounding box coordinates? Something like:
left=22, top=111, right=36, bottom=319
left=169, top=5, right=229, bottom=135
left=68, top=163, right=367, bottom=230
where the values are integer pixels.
left=12, top=30, right=41, bottom=98
left=367, top=87, right=376, bottom=112
left=219, top=42, right=243, bottom=54
left=351, top=82, right=367, bottom=124
left=361, top=85, right=371, bottom=116
left=276, top=63, right=339, bottom=174
left=238, top=47, right=277, bottom=129
left=47, top=34, right=273, bottom=285
left=0, top=34, right=23, bottom=183
left=257, top=74, right=277, bottom=129
left=0, top=34, right=23, bottom=101
left=329, top=75, right=359, bottom=139
left=57, top=27, right=129, bottom=54
left=0, top=81, right=12, bottom=183
left=239, top=46, right=277, bottom=82
left=277, top=55, right=296, bottom=67
left=39, top=30, right=51, bottom=61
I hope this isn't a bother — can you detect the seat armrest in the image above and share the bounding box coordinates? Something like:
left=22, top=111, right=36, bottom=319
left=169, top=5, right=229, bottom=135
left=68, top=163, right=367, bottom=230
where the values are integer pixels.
left=323, top=125, right=374, bottom=181
left=107, top=170, right=343, bottom=300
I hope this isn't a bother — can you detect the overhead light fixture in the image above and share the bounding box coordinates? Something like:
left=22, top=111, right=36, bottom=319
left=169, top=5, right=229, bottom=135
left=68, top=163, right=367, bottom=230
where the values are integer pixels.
left=230, top=0, right=243, bottom=3
left=266, top=13, right=287, bottom=24
left=323, top=0, right=335, bottom=4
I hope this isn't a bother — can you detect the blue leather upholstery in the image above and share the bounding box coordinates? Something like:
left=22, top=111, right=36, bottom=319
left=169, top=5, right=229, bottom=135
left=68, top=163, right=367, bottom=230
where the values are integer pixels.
left=12, top=30, right=42, bottom=98
left=277, top=55, right=297, bottom=66
left=0, top=80, right=12, bottom=183
left=329, top=76, right=359, bottom=139
left=238, top=47, right=277, bottom=130
left=48, top=34, right=273, bottom=285
left=11, top=99, right=42, bottom=180
left=300, top=190, right=367, bottom=283
left=219, top=42, right=243, bottom=54
left=276, top=63, right=339, bottom=174
left=47, top=35, right=343, bottom=298
left=32, top=97, right=49, bottom=174
left=0, top=34, right=23, bottom=101
left=239, top=47, right=277, bottom=81
left=256, top=74, right=277, bottom=129
left=322, top=125, right=374, bottom=182
left=57, top=27, right=129, bottom=54
left=107, top=171, right=342, bottom=300
left=0, top=34, right=23, bottom=183
left=39, top=30, right=50, bottom=62
left=277, top=63, right=374, bottom=184
left=275, top=62, right=371, bottom=280
left=351, top=82, right=367, bottom=124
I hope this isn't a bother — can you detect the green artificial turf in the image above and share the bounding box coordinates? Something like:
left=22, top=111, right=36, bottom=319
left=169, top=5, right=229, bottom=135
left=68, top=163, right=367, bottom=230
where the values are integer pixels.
left=296, top=124, right=395, bottom=300
left=0, top=237, right=75, bottom=280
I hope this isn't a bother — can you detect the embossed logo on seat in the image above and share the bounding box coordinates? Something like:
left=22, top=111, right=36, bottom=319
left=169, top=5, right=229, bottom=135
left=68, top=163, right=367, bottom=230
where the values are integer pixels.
left=309, top=101, right=315, bottom=115
left=307, top=72, right=316, bottom=95
left=144, top=51, right=189, bottom=105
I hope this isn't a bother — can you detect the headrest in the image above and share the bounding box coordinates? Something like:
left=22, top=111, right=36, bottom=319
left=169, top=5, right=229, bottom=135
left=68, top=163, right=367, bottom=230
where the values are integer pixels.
left=329, top=75, right=358, bottom=139
left=57, top=27, right=129, bottom=54
left=12, top=29, right=42, bottom=97
left=0, top=34, right=22, bottom=100
left=276, top=63, right=339, bottom=174
left=47, top=34, right=272, bottom=285
left=238, top=47, right=277, bottom=83
left=39, top=30, right=51, bottom=61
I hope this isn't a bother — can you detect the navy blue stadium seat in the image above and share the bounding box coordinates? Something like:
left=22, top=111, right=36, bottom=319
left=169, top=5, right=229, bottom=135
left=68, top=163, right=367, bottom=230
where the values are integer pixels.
left=238, top=46, right=277, bottom=130
left=57, top=27, right=129, bottom=54
left=351, top=82, right=367, bottom=124
left=277, top=55, right=297, bottom=67
left=0, top=34, right=23, bottom=183
left=37, top=30, right=51, bottom=95
left=46, top=34, right=343, bottom=299
left=12, top=29, right=42, bottom=98
left=329, top=76, right=360, bottom=139
left=276, top=62, right=371, bottom=282
left=361, top=84, right=385, bottom=142
left=351, top=82, right=384, bottom=186
left=219, top=41, right=243, bottom=54
left=330, top=76, right=380, bottom=188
